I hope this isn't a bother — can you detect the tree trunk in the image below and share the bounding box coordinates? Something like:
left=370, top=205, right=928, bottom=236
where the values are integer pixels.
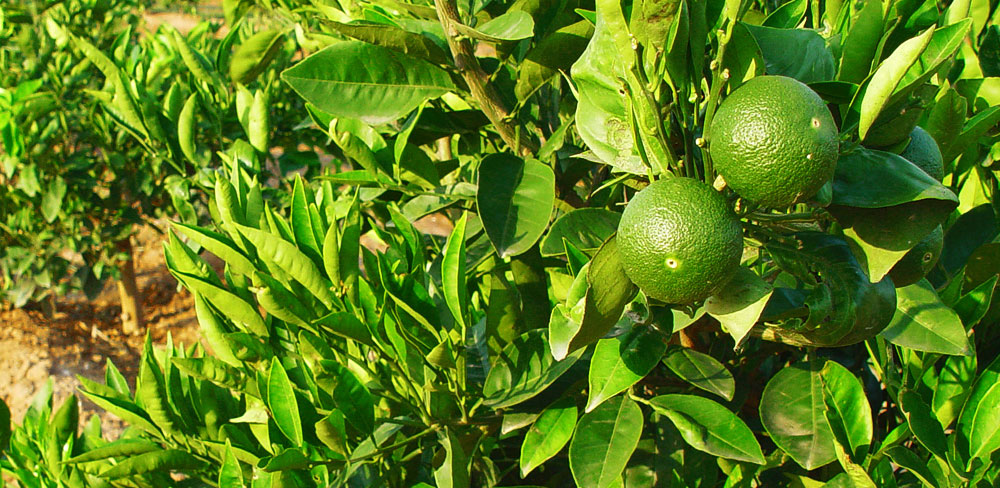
left=116, top=238, right=143, bottom=335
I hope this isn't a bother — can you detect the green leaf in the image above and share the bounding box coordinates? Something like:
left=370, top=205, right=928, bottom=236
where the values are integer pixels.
left=41, top=176, right=66, bottom=223
left=177, top=272, right=268, bottom=337
left=954, top=275, right=997, bottom=329
left=837, top=0, right=883, bottom=84
left=957, top=354, right=1000, bottom=464
left=705, top=267, right=773, bottom=347
left=857, top=26, right=934, bottom=140
left=0, top=398, right=8, bottom=453
left=267, top=361, right=303, bottom=446
left=454, top=11, right=535, bottom=41
left=540, top=208, right=620, bottom=257
left=282, top=41, right=456, bottom=125
left=483, top=329, right=584, bottom=409
left=661, top=347, right=735, bottom=401
left=516, top=20, right=593, bottom=101
left=884, top=446, right=937, bottom=486
left=99, top=449, right=202, bottom=479
left=230, top=30, right=285, bottom=84
left=325, top=21, right=451, bottom=65
left=434, top=427, right=471, bottom=488
left=879, top=280, right=972, bottom=356
left=442, top=213, right=469, bottom=331
left=260, top=448, right=312, bottom=471
left=819, top=361, right=873, bottom=462
left=476, top=154, right=555, bottom=258
left=897, top=389, right=947, bottom=460
left=219, top=442, right=245, bottom=488
left=520, top=397, right=577, bottom=477
left=742, top=24, right=836, bottom=83
left=649, top=394, right=765, bottom=464
left=549, top=237, right=638, bottom=360
left=570, top=1, right=644, bottom=174
left=569, top=395, right=643, bottom=488
left=762, top=0, right=807, bottom=28
left=586, top=327, right=667, bottom=412
left=829, top=148, right=958, bottom=281
left=171, top=222, right=255, bottom=277
left=236, top=224, right=336, bottom=308
left=932, top=354, right=976, bottom=428
left=317, top=360, right=375, bottom=435
left=761, top=233, right=897, bottom=347
left=63, top=438, right=161, bottom=463
left=760, top=362, right=836, bottom=470
left=313, top=312, right=375, bottom=347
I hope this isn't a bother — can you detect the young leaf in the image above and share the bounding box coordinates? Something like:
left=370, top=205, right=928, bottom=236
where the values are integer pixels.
left=878, top=280, right=972, bottom=356
left=476, top=154, right=555, bottom=258
left=858, top=27, right=934, bottom=140
left=586, top=326, right=667, bottom=412
left=661, top=347, right=735, bottom=401
left=442, top=213, right=469, bottom=331
left=819, top=361, right=873, bottom=461
left=267, top=361, right=303, bottom=446
left=760, top=362, right=836, bottom=470
left=957, top=354, right=1000, bottom=465
left=649, top=394, right=765, bottom=464
left=236, top=224, right=336, bottom=308
left=282, top=41, right=456, bottom=125
left=540, top=208, right=621, bottom=257
left=569, top=395, right=643, bottom=488
left=219, top=441, right=245, bottom=488
left=705, top=268, right=773, bottom=347
left=897, top=389, right=947, bottom=460
left=483, top=329, right=584, bottom=409
left=520, top=397, right=577, bottom=477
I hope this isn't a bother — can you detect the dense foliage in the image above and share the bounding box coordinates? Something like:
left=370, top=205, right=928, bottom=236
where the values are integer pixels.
left=3, top=0, right=1000, bottom=486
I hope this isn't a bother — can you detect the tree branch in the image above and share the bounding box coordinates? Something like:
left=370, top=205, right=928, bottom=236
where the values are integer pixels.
left=434, top=0, right=539, bottom=156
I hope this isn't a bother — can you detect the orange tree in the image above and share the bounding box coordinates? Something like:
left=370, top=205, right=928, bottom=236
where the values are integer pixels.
left=4, top=0, right=1000, bottom=486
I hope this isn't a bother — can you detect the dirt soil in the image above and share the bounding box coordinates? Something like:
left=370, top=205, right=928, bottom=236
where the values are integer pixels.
left=0, top=224, right=203, bottom=435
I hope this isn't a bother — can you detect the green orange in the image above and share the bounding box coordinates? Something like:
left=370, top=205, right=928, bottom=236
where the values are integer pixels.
left=617, top=177, right=744, bottom=304
left=710, top=75, right=839, bottom=208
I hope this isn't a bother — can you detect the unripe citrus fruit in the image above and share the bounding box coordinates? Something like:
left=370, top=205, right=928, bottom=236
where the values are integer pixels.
left=900, top=126, right=944, bottom=182
left=888, top=225, right=943, bottom=287
left=710, top=75, right=839, bottom=208
left=617, top=177, right=743, bottom=304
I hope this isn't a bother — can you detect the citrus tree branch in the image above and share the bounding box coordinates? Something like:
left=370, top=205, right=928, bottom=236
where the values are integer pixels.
left=433, top=0, right=539, bottom=157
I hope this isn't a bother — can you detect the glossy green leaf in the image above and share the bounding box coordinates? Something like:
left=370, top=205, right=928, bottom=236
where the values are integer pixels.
left=819, top=361, right=873, bottom=461
left=99, top=449, right=202, bottom=479
left=586, top=327, right=667, bottom=412
left=760, top=362, right=836, bottom=470
left=762, top=0, right=807, bottom=28
left=325, top=21, right=451, bottom=65
left=177, top=272, right=267, bottom=337
left=570, top=1, right=643, bottom=174
left=317, top=359, right=375, bottom=435
left=313, top=312, right=375, bottom=347
left=516, top=20, right=593, bottom=101
left=895, top=19, right=972, bottom=99
left=837, top=0, right=884, bottom=84
left=219, top=441, right=245, bottom=488
left=649, top=394, right=765, bottom=464
left=267, top=361, right=303, bottom=446
left=477, top=154, right=555, bottom=258
left=540, top=208, right=620, bottom=257
left=857, top=26, right=934, bottom=140
left=236, top=224, right=336, bottom=308
left=884, top=446, right=937, bottom=486
left=230, top=30, right=284, bottom=84
left=879, top=280, right=972, bottom=356
left=172, top=222, right=254, bottom=277
left=434, top=427, right=471, bottom=488
left=743, top=24, right=836, bottom=83
left=662, top=347, right=735, bottom=401
left=705, top=267, right=773, bottom=347
left=442, top=213, right=469, bottom=331
left=520, top=397, right=577, bottom=477
left=897, top=389, right=947, bottom=459
left=933, top=353, right=976, bottom=428
left=957, top=354, right=1000, bottom=464
left=282, top=41, right=456, bottom=125
left=483, top=329, right=584, bottom=409
left=569, top=395, right=643, bottom=488
left=761, top=233, right=897, bottom=347
left=454, top=10, right=535, bottom=41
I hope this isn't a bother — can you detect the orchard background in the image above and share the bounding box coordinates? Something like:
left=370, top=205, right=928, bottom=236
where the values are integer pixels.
left=2, top=0, right=1000, bottom=486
